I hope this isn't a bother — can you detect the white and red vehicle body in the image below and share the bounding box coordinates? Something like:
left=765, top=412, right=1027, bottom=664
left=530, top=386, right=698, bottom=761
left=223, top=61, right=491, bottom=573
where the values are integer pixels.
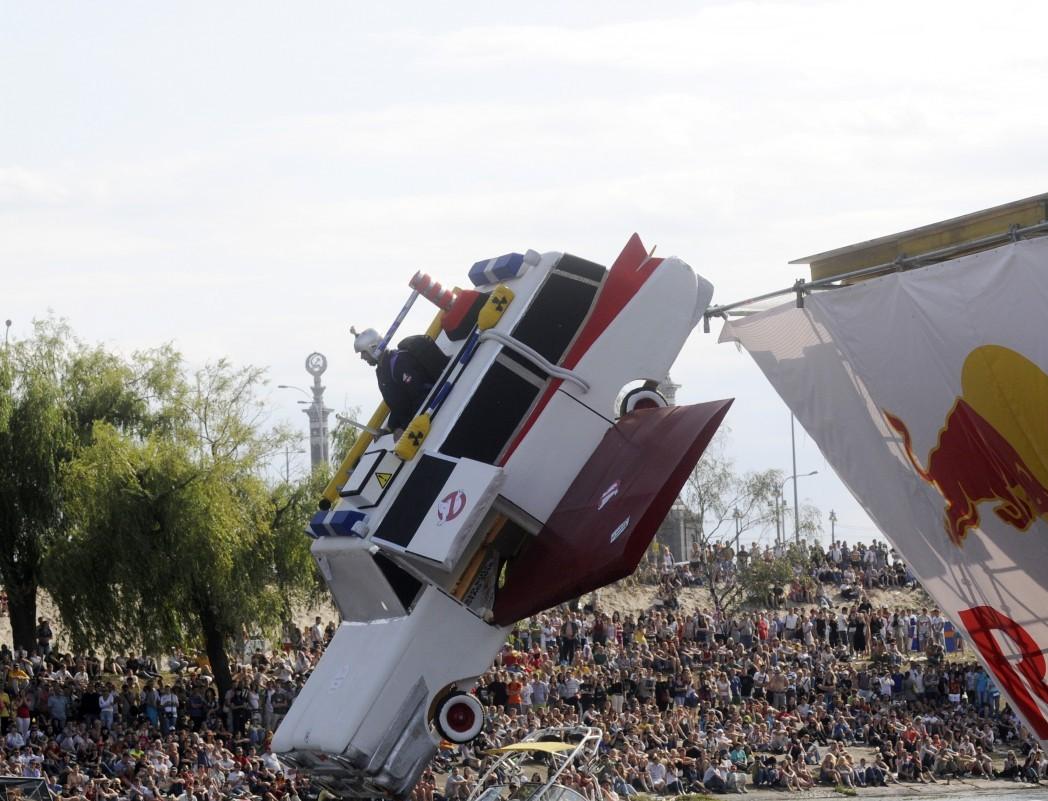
left=272, top=235, right=731, bottom=797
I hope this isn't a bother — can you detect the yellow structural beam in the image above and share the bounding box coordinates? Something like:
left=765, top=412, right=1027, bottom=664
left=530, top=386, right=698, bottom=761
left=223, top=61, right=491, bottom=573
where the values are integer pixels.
left=791, top=192, right=1048, bottom=282
left=318, top=309, right=445, bottom=510
left=319, top=402, right=390, bottom=510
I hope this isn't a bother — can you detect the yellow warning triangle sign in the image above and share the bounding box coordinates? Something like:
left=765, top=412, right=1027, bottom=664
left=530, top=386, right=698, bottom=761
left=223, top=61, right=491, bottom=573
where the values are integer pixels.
left=376, top=472, right=392, bottom=488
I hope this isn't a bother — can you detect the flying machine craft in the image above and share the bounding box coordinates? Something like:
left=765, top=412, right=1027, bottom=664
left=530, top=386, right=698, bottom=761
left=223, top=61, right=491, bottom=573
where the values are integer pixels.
left=272, top=234, right=732, bottom=798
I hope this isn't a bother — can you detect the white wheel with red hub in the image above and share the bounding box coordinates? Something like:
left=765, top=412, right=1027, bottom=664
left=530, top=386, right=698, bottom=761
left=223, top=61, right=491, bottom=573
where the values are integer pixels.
left=619, top=387, right=668, bottom=416
left=435, top=692, right=484, bottom=743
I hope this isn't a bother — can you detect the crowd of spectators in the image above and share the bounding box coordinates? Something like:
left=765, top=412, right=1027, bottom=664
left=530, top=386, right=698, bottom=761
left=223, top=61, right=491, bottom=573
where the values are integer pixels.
left=430, top=541, right=1045, bottom=800
left=661, top=539, right=918, bottom=608
left=0, top=540, right=1041, bottom=801
left=0, top=615, right=339, bottom=801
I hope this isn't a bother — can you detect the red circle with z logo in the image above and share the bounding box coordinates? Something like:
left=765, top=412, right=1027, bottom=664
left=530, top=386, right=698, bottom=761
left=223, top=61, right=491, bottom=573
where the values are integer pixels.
left=437, top=490, right=467, bottom=523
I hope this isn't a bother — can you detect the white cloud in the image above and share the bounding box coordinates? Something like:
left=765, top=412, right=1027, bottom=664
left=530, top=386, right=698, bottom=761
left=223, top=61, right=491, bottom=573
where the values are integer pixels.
left=0, top=167, right=72, bottom=204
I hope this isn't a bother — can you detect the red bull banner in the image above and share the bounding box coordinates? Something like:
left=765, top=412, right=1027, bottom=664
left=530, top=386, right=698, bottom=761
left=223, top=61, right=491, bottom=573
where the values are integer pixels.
left=722, top=236, right=1048, bottom=742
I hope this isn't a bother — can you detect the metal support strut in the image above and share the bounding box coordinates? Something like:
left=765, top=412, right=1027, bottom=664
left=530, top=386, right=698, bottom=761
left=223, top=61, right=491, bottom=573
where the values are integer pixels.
left=703, top=218, right=1048, bottom=328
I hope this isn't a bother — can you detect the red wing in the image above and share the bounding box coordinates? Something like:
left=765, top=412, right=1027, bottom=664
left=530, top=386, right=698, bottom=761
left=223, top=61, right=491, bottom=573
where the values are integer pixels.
left=492, top=399, right=732, bottom=624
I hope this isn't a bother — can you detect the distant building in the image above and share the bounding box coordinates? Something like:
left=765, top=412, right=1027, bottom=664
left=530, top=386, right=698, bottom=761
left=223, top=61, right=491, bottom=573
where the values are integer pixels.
left=652, top=374, right=694, bottom=562
left=303, top=352, right=334, bottom=468
left=655, top=502, right=698, bottom=563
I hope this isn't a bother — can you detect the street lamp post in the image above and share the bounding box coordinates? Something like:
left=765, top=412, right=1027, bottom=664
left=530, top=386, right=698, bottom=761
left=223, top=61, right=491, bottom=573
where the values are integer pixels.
left=791, top=414, right=799, bottom=547
left=781, top=488, right=788, bottom=547
left=283, top=445, right=307, bottom=483
left=829, top=509, right=837, bottom=543
left=772, top=495, right=780, bottom=546
left=733, top=507, right=742, bottom=554
left=774, top=477, right=788, bottom=547
left=780, top=470, right=818, bottom=544
left=676, top=503, right=687, bottom=563
left=772, top=491, right=788, bottom=547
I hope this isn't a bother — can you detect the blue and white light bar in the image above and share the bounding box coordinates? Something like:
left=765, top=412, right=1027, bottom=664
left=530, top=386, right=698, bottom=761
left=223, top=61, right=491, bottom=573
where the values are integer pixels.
left=468, top=252, right=527, bottom=287
left=307, top=508, right=369, bottom=539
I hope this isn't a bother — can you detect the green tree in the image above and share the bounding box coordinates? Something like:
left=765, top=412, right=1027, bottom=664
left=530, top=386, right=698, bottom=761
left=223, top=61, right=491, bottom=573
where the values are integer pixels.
left=678, top=431, right=781, bottom=618
left=0, top=320, right=167, bottom=649
left=330, top=410, right=361, bottom=466
left=46, top=358, right=318, bottom=695
left=795, top=502, right=824, bottom=545
left=737, top=543, right=813, bottom=608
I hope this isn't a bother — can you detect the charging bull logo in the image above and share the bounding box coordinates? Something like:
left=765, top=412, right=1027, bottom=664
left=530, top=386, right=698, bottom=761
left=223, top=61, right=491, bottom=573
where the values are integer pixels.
left=884, top=345, right=1048, bottom=546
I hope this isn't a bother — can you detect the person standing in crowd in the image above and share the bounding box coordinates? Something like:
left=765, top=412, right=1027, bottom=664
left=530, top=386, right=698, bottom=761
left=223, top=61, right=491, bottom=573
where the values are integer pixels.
left=34, top=619, right=52, bottom=656
left=141, top=680, right=160, bottom=728
left=159, top=682, right=179, bottom=733
left=559, top=616, right=580, bottom=665
left=930, top=609, right=947, bottom=652
left=916, top=608, right=932, bottom=651
left=309, top=616, right=325, bottom=650
left=99, top=681, right=118, bottom=729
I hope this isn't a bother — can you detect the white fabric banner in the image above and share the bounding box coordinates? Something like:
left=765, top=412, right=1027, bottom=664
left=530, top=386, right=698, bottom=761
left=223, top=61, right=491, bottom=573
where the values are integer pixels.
left=723, top=236, right=1048, bottom=741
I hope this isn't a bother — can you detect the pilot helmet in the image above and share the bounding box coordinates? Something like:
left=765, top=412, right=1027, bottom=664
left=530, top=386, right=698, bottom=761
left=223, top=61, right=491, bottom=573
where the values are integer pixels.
left=351, top=327, right=383, bottom=361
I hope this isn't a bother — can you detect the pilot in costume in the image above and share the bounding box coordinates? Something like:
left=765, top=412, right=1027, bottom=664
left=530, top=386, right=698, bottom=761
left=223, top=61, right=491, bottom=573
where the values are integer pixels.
left=353, top=328, right=448, bottom=433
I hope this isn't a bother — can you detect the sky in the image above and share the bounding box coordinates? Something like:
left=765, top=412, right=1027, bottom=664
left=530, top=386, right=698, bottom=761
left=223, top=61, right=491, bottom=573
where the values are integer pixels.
left=4, top=0, right=1048, bottom=548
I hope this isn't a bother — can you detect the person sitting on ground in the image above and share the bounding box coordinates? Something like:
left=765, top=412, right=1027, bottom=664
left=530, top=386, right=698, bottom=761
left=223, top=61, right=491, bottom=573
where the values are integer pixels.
left=645, top=756, right=667, bottom=793
left=757, top=755, right=780, bottom=788
left=897, top=751, right=928, bottom=783
left=797, top=755, right=818, bottom=787
left=444, top=766, right=470, bottom=801
left=611, top=765, right=638, bottom=797
left=1021, top=748, right=1042, bottom=783
left=818, top=752, right=842, bottom=786
left=873, top=753, right=897, bottom=784
left=728, top=741, right=751, bottom=771
left=724, top=759, right=749, bottom=794
left=998, top=750, right=1021, bottom=780
left=835, top=752, right=857, bottom=788
left=862, top=756, right=888, bottom=786
left=703, top=759, right=728, bottom=793
left=778, top=758, right=803, bottom=791
left=933, top=746, right=962, bottom=780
